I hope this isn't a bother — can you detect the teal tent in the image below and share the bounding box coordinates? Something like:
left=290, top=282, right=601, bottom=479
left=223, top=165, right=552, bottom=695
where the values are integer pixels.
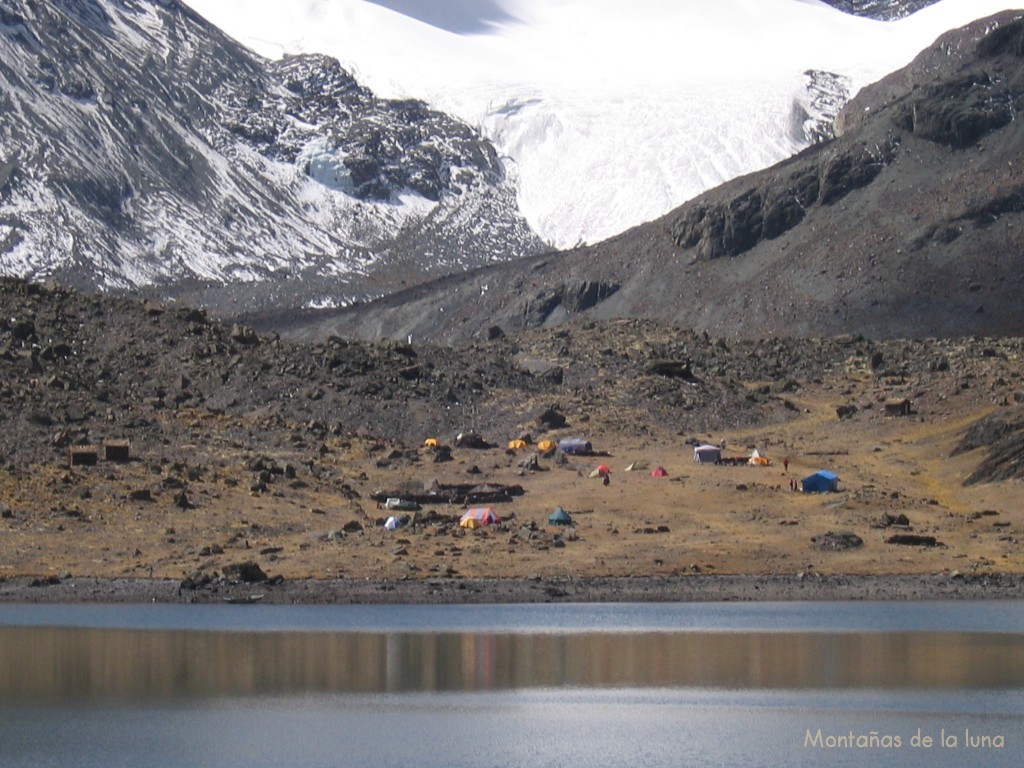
left=548, top=507, right=573, bottom=525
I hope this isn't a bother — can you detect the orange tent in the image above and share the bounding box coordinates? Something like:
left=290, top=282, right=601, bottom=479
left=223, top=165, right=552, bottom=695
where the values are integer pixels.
left=748, top=449, right=771, bottom=466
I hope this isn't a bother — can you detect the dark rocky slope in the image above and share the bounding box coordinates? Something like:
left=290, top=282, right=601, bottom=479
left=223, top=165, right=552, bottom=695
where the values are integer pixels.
left=3, top=277, right=1024, bottom=485
left=290, top=11, right=1024, bottom=345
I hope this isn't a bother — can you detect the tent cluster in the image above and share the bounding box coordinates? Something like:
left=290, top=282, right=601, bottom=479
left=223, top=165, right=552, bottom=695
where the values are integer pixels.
left=693, top=444, right=776, bottom=467
left=423, top=432, right=605, bottom=460
left=586, top=461, right=672, bottom=482
left=457, top=505, right=576, bottom=529
left=411, top=431, right=840, bottom=541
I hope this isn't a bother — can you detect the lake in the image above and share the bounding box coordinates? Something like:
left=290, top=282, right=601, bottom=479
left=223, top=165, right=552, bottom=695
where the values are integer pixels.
left=1, top=601, right=1021, bottom=767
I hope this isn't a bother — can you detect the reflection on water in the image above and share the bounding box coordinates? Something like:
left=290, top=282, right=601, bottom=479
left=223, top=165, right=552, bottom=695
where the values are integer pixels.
left=2, top=605, right=1022, bottom=768
left=2, top=627, right=1022, bottom=701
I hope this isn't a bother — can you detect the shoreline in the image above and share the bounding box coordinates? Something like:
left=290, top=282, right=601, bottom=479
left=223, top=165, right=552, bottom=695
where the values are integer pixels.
left=1, top=572, right=1021, bottom=605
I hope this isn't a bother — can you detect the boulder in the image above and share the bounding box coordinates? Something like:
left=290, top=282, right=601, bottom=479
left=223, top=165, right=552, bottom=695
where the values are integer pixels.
left=811, top=531, right=864, bottom=551
left=222, top=561, right=268, bottom=583
left=886, top=534, right=941, bottom=547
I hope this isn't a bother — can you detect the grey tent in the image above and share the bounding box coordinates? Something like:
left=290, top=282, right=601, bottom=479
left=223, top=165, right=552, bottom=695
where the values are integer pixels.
left=693, top=444, right=721, bottom=464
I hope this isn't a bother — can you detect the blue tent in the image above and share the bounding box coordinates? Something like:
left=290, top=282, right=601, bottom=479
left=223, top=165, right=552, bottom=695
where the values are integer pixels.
left=802, top=470, right=839, bottom=493
left=548, top=507, right=573, bottom=526
left=558, top=437, right=592, bottom=455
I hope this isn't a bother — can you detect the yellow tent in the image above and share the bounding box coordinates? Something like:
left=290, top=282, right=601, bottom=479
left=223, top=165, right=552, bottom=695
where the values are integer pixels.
left=424, top=438, right=439, bottom=447
left=507, top=439, right=527, bottom=451
left=537, top=440, right=557, bottom=455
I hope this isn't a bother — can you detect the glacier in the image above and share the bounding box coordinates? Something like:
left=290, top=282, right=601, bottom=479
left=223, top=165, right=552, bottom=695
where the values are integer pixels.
left=183, top=0, right=1024, bottom=249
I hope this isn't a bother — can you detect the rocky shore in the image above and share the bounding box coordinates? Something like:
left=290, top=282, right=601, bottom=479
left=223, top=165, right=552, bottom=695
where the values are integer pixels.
left=2, top=572, right=1021, bottom=605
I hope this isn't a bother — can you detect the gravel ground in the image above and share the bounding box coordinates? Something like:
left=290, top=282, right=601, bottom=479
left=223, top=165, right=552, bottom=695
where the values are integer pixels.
left=2, top=572, right=1021, bottom=605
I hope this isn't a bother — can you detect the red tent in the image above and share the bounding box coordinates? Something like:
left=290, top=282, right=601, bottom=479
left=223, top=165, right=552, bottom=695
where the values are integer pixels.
left=650, top=466, right=668, bottom=478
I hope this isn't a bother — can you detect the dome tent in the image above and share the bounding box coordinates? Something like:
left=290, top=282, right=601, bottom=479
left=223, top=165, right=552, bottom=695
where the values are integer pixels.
left=459, top=507, right=500, bottom=528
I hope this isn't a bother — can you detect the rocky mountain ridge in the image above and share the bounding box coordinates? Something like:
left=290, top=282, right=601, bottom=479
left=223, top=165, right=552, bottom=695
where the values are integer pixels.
left=290, top=10, right=1024, bottom=344
left=821, top=0, right=941, bottom=21
left=0, top=0, right=543, bottom=315
left=1, top=0, right=961, bottom=322
left=2, top=275, right=1023, bottom=485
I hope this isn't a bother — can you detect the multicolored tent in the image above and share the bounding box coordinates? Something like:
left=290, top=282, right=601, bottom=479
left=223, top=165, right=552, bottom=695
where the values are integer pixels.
left=589, top=464, right=612, bottom=478
left=459, top=507, right=501, bottom=528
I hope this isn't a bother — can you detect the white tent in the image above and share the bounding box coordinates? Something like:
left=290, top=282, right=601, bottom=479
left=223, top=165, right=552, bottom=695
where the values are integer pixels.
left=693, top=444, right=721, bottom=464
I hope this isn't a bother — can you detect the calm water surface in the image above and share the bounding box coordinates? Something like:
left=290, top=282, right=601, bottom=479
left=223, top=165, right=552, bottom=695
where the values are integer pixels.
left=1, top=601, right=1021, bottom=767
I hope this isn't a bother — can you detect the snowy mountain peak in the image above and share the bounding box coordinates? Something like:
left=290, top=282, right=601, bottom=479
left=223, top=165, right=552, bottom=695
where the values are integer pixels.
left=184, top=0, right=1024, bottom=249
left=3, top=0, right=1020, bottom=318
left=0, top=0, right=542, bottom=313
